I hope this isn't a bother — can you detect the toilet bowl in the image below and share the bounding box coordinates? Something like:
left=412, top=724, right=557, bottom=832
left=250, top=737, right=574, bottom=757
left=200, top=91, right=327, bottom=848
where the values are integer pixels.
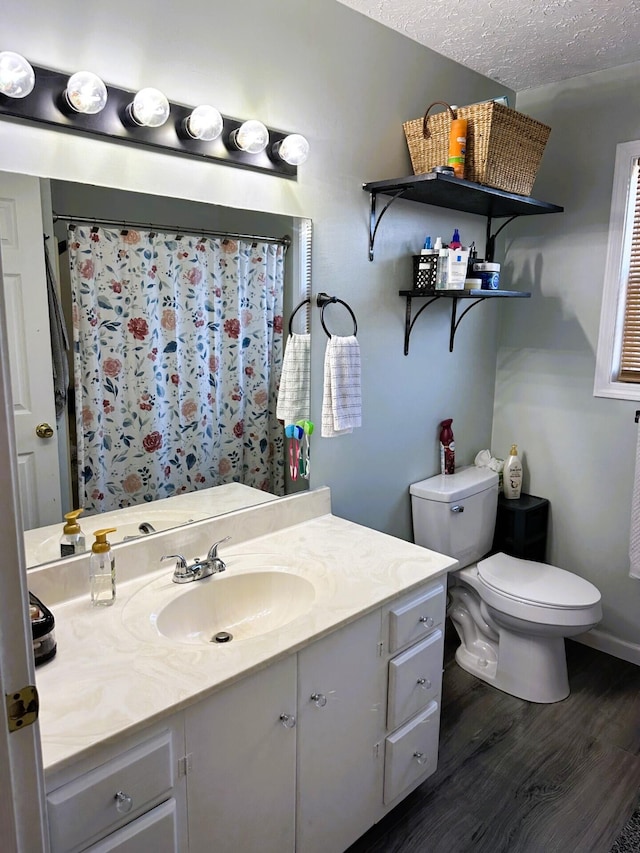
left=410, top=467, right=602, bottom=703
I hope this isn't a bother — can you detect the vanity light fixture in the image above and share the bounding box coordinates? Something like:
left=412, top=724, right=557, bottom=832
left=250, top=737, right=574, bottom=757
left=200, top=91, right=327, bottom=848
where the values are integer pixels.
left=0, top=54, right=306, bottom=178
left=184, top=104, right=223, bottom=141
left=127, top=87, right=170, bottom=127
left=0, top=51, right=35, bottom=99
left=272, top=133, right=310, bottom=166
left=65, top=71, right=108, bottom=114
left=230, top=119, right=269, bottom=154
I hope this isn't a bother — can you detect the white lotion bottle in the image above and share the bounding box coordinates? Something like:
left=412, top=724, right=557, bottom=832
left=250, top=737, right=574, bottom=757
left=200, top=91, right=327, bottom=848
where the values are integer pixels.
left=503, top=445, right=523, bottom=499
left=90, top=527, right=117, bottom=606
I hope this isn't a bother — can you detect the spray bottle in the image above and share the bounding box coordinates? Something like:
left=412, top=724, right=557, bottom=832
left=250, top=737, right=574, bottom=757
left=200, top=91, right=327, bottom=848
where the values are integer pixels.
left=439, top=419, right=455, bottom=475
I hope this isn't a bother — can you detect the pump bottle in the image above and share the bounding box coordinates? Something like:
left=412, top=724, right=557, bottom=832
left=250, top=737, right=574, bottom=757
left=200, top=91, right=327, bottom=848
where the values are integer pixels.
left=90, top=528, right=117, bottom=606
left=60, top=509, right=86, bottom=557
left=503, top=445, right=523, bottom=499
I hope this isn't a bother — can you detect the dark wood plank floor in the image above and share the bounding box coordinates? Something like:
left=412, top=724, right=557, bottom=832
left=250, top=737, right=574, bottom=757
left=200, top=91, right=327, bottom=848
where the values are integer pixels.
left=347, top=624, right=640, bottom=853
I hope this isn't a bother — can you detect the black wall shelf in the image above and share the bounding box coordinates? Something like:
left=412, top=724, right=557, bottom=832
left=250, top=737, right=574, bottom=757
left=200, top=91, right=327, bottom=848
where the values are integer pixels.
left=400, top=289, right=531, bottom=354
left=362, top=172, right=563, bottom=261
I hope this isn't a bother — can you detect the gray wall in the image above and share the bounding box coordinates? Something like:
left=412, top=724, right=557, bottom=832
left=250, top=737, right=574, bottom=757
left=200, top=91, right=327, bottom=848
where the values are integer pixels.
left=493, top=63, right=640, bottom=656
left=2, top=0, right=511, bottom=545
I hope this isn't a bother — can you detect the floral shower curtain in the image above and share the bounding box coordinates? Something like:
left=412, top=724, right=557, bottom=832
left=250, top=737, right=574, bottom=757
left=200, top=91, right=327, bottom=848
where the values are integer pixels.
left=69, top=225, right=285, bottom=514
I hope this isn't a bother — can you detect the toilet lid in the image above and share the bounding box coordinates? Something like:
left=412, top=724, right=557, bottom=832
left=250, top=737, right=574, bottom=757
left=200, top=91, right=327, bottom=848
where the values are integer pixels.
left=477, top=553, right=600, bottom=609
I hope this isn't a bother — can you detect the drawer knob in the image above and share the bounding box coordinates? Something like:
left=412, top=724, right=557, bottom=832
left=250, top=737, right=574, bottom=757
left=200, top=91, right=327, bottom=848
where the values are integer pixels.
left=418, top=616, right=434, bottom=627
left=413, top=751, right=428, bottom=766
left=310, top=692, right=327, bottom=708
left=416, top=678, right=432, bottom=690
left=279, top=713, right=296, bottom=729
left=114, top=791, right=134, bottom=814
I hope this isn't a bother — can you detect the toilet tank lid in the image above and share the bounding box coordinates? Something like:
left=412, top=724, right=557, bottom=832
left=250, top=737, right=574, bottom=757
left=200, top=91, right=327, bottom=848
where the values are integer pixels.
left=410, top=466, right=499, bottom=502
left=478, top=553, right=601, bottom=608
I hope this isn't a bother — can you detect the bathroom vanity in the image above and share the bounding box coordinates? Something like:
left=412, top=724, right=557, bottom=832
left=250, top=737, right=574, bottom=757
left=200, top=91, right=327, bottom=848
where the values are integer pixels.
left=30, top=488, right=454, bottom=852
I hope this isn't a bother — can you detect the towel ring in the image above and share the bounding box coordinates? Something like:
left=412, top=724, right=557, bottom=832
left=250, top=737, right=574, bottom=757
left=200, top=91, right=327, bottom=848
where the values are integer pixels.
left=316, top=292, right=358, bottom=338
left=288, top=297, right=311, bottom=335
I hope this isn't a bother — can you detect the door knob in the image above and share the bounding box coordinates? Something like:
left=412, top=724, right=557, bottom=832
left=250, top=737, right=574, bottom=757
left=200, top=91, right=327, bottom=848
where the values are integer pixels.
left=35, top=422, right=54, bottom=439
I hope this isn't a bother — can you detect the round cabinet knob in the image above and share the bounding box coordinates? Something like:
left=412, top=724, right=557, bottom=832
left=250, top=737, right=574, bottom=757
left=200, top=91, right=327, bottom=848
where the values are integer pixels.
left=416, top=678, right=432, bottom=690
left=279, top=713, right=296, bottom=729
left=413, top=751, right=428, bottom=766
left=35, top=422, right=54, bottom=439
left=114, top=791, right=134, bottom=814
left=419, top=615, right=434, bottom=628
left=310, top=692, right=327, bottom=708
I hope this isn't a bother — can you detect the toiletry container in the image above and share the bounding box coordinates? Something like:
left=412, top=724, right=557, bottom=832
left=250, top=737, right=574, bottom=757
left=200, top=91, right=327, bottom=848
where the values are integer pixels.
left=503, top=445, right=523, bottom=499
left=90, top=528, right=117, bottom=606
left=435, top=247, right=449, bottom=290
left=439, top=419, right=455, bottom=474
left=474, top=262, right=501, bottom=290
left=60, top=508, right=86, bottom=557
left=447, top=119, right=467, bottom=179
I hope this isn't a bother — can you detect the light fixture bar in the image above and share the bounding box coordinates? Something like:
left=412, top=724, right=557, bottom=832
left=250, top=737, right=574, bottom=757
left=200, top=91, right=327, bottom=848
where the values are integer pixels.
left=0, top=63, right=299, bottom=178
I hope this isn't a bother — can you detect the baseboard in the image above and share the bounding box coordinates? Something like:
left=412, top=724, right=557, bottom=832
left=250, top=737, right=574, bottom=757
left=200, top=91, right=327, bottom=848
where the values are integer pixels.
left=573, top=628, right=640, bottom=666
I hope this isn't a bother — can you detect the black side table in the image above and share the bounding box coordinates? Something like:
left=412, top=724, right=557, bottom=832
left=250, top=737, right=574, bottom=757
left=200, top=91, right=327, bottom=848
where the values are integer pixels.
left=491, top=493, right=549, bottom=561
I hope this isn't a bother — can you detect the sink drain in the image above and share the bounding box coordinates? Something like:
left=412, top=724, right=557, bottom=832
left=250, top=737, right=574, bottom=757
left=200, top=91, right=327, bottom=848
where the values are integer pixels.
left=211, top=631, right=233, bottom=644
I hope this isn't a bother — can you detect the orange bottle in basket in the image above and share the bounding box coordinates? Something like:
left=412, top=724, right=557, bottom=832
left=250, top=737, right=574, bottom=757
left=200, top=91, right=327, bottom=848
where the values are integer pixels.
left=447, top=117, right=467, bottom=179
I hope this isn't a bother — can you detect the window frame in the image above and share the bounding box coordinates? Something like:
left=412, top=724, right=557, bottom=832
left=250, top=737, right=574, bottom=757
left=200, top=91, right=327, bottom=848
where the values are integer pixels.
left=594, top=140, right=640, bottom=400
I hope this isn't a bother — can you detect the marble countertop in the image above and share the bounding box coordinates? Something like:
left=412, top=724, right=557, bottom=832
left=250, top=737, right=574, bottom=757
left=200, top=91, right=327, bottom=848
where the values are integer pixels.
left=31, top=488, right=456, bottom=778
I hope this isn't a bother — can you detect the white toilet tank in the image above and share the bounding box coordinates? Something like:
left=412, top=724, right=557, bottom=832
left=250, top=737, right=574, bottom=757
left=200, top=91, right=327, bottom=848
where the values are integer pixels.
left=410, top=466, right=499, bottom=568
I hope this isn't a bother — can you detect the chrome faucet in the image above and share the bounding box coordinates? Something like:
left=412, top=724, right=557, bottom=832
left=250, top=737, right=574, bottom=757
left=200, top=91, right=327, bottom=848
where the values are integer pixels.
left=162, top=536, right=231, bottom=584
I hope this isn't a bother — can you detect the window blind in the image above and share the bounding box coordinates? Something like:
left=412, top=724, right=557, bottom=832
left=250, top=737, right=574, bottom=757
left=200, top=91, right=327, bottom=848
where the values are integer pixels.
left=618, top=159, right=640, bottom=383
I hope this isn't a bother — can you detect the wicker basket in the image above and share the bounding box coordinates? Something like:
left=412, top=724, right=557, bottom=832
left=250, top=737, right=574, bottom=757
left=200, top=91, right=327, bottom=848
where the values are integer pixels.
left=403, top=100, right=551, bottom=196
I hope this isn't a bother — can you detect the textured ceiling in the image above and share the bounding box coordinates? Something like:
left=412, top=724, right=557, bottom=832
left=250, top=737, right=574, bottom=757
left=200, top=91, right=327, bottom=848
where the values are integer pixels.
left=336, top=0, right=640, bottom=91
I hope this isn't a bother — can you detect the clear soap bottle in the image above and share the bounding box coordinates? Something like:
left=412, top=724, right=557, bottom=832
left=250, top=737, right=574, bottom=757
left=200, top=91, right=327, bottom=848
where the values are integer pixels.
left=90, top=528, right=117, bottom=607
left=60, top=509, right=86, bottom=558
left=503, top=445, right=523, bottom=499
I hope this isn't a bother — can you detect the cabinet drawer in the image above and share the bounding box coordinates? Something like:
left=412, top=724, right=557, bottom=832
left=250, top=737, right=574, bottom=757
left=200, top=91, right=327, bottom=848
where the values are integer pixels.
left=383, top=700, right=440, bottom=805
left=47, top=730, right=175, bottom=853
left=85, top=799, right=178, bottom=853
left=388, top=582, right=445, bottom=653
left=387, top=629, right=443, bottom=731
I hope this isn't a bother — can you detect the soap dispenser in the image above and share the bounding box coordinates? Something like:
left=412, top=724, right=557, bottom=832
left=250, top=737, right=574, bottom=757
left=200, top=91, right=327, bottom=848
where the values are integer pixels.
left=60, top=509, right=86, bottom=558
left=90, top=528, right=117, bottom=607
left=503, top=445, right=523, bottom=499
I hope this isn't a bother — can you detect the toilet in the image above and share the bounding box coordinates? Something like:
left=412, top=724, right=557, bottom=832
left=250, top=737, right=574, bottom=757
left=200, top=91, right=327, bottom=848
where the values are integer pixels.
left=410, top=466, right=602, bottom=703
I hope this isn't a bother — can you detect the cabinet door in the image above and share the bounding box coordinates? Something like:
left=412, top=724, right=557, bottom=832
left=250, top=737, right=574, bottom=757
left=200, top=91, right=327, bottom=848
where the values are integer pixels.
left=296, top=609, right=386, bottom=853
left=185, top=655, right=297, bottom=853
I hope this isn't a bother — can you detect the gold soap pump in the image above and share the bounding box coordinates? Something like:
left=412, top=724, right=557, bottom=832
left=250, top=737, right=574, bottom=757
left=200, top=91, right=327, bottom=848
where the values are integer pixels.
left=90, top=528, right=117, bottom=607
left=60, top=508, right=86, bottom=557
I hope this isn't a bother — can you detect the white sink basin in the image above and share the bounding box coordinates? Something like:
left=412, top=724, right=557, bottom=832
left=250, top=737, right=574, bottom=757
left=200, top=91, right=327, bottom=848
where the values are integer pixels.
left=125, top=568, right=316, bottom=645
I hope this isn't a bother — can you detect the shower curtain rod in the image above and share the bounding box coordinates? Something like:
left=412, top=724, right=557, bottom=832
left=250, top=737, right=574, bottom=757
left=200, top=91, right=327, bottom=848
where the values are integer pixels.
left=52, top=213, right=291, bottom=250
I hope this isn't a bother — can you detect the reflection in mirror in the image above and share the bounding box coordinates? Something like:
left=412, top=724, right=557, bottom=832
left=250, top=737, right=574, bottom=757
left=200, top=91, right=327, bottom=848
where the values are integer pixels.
left=0, top=172, right=311, bottom=568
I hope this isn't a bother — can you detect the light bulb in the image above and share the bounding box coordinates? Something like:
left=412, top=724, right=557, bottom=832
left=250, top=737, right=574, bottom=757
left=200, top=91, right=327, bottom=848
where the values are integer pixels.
left=232, top=120, right=269, bottom=154
left=128, top=87, right=170, bottom=127
left=65, top=71, right=108, bottom=114
left=274, top=134, right=309, bottom=166
left=0, top=51, right=35, bottom=99
left=185, top=105, right=223, bottom=141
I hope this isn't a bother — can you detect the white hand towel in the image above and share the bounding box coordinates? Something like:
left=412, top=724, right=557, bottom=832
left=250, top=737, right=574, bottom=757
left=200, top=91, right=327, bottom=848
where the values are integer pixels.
left=321, top=335, right=361, bottom=438
left=630, top=422, right=640, bottom=578
left=276, top=333, right=311, bottom=424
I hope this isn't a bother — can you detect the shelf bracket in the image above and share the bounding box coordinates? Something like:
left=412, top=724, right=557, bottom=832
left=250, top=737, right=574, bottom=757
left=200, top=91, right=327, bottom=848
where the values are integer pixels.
left=403, top=293, right=492, bottom=354
left=368, top=189, right=406, bottom=261
left=404, top=294, right=440, bottom=355
left=449, top=296, right=487, bottom=352
left=485, top=214, right=519, bottom=262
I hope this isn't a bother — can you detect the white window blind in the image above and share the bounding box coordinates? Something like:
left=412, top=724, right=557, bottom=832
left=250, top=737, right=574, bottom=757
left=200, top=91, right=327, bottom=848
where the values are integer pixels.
left=618, top=158, right=640, bottom=383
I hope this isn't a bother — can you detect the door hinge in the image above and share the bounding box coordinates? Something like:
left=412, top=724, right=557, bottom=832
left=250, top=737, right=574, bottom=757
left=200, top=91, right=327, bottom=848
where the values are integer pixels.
left=5, top=685, right=39, bottom=733
left=373, top=742, right=381, bottom=759
left=377, top=641, right=384, bottom=657
left=178, top=753, right=193, bottom=777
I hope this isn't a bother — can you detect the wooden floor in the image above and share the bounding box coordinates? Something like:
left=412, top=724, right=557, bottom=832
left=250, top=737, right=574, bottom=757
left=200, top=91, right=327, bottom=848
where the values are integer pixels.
left=347, top=624, right=640, bottom=853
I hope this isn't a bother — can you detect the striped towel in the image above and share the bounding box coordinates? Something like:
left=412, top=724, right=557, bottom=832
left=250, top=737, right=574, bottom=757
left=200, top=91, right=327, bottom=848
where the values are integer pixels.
left=630, top=423, right=640, bottom=578
left=321, top=335, right=361, bottom=437
left=276, top=333, right=311, bottom=423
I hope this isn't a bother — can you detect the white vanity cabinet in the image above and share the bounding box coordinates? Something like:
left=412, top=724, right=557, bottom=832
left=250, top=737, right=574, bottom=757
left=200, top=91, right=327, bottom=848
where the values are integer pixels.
left=184, top=654, right=298, bottom=853
left=45, top=721, right=187, bottom=853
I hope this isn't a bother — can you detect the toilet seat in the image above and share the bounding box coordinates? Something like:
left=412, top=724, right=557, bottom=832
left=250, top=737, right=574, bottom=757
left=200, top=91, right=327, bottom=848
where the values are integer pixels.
left=477, top=553, right=601, bottom=609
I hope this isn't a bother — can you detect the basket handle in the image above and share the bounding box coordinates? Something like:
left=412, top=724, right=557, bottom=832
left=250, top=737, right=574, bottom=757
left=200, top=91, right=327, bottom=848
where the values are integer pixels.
left=422, top=101, right=456, bottom=139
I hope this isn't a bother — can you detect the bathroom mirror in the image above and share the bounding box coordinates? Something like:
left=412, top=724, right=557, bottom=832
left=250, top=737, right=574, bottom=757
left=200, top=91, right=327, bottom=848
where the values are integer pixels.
left=0, top=171, right=312, bottom=568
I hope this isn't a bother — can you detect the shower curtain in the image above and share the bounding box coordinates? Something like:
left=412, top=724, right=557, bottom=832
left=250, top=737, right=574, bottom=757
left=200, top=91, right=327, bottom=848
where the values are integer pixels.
left=68, top=225, right=285, bottom=514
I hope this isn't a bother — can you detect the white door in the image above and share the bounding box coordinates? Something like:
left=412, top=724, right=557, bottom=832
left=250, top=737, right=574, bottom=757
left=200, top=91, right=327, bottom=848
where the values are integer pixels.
left=0, top=243, right=49, bottom=851
left=0, top=171, right=61, bottom=529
